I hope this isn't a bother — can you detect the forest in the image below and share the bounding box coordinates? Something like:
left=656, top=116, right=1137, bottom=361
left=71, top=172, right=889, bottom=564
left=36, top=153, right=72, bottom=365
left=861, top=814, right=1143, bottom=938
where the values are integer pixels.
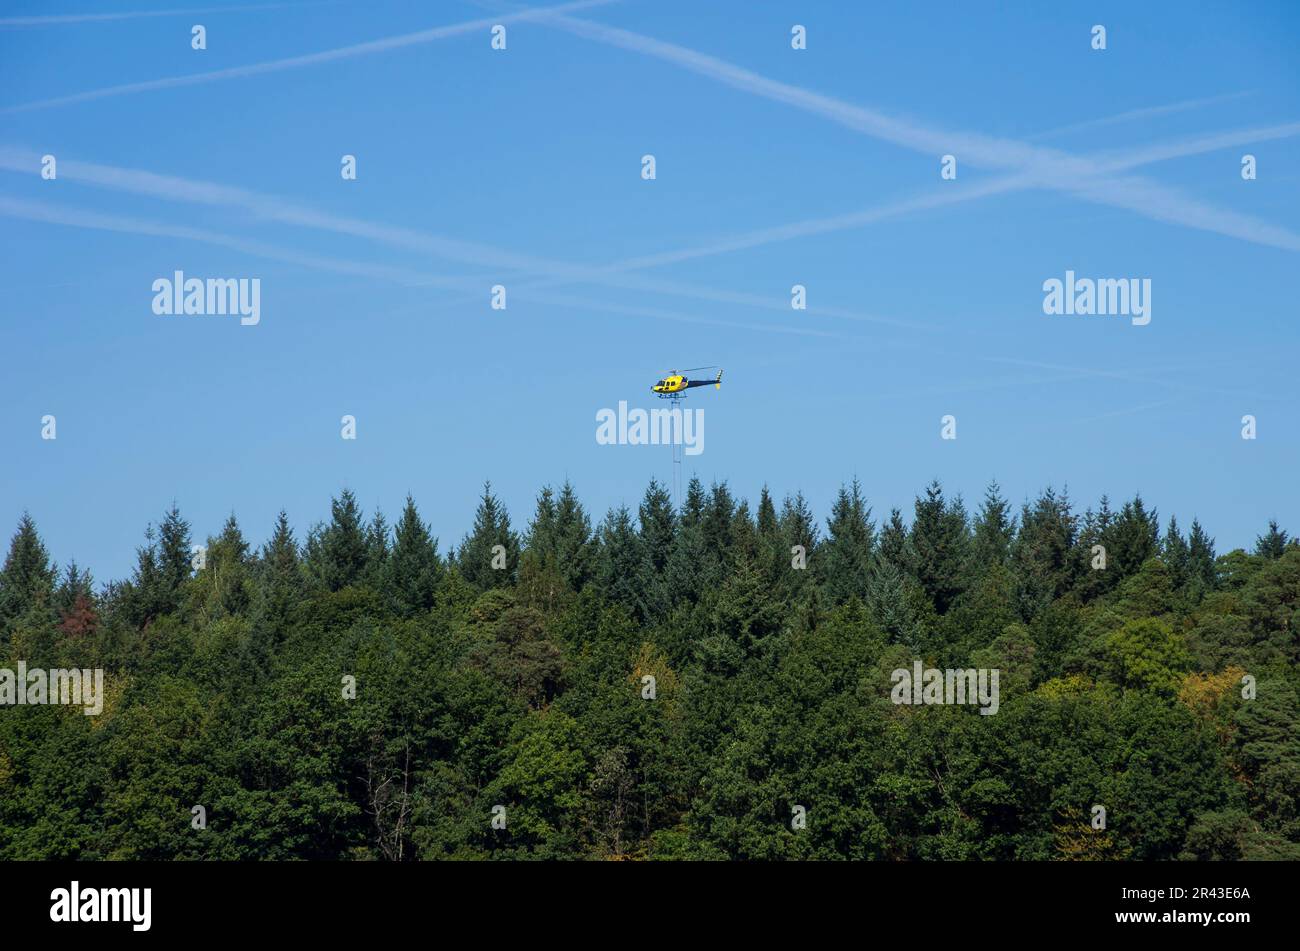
left=1, top=477, right=1297, bottom=861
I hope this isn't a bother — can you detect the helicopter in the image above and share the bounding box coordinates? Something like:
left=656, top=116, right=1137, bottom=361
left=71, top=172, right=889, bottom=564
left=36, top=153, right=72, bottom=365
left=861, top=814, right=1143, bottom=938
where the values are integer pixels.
left=652, top=366, right=723, bottom=399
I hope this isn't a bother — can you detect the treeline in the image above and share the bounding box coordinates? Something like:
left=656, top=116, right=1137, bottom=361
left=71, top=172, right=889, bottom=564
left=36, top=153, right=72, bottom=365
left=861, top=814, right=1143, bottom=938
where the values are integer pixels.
left=1, top=478, right=1298, bottom=860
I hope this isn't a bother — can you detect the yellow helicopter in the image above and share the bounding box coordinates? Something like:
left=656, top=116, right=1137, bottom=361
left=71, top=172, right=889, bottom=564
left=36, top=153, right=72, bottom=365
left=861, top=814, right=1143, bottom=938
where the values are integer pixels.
left=652, top=366, right=723, bottom=399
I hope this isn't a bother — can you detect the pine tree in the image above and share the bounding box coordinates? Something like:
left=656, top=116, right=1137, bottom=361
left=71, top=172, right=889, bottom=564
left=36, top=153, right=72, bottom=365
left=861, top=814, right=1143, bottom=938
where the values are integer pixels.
left=525, top=486, right=558, bottom=558
left=909, top=481, right=969, bottom=614
left=1255, top=520, right=1290, bottom=560
left=156, top=502, right=193, bottom=613
left=54, top=560, right=94, bottom=617
left=868, top=557, right=919, bottom=650
left=124, top=524, right=164, bottom=627
left=755, top=485, right=784, bottom=586
left=820, top=478, right=874, bottom=605
left=458, top=482, right=517, bottom=590
left=637, top=478, right=676, bottom=574
left=1187, top=518, right=1217, bottom=594
left=731, top=499, right=759, bottom=568
left=1011, top=487, right=1076, bottom=618
left=389, top=495, right=442, bottom=616
left=0, top=513, right=57, bottom=632
left=363, top=509, right=391, bottom=591
left=552, top=481, right=594, bottom=591
left=313, top=489, right=369, bottom=592
left=702, top=482, right=737, bottom=568
left=637, top=479, right=676, bottom=618
left=779, top=492, right=819, bottom=554
left=756, top=486, right=779, bottom=541
left=255, top=510, right=304, bottom=650
left=55, top=561, right=98, bottom=641
left=680, top=477, right=707, bottom=529
left=1162, top=515, right=1191, bottom=591
left=971, top=480, right=1015, bottom=570
left=195, top=513, right=252, bottom=619
left=1108, top=495, right=1159, bottom=579
left=777, top=491, right=819, bottom=601
left=878, top=507, right=910, bottom=573
left=664, top=512, right=709, bottom=607
left=596, top=505, right=647, bottom=621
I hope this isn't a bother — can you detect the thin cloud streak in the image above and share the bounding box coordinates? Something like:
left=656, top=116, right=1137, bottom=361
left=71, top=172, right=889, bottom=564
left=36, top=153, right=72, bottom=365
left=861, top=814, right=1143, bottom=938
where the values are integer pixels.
left=1, top=0, right=617, bottom=113
left=0, top=146, right=916, bottom=330
left=4, top=116, right=1294, bottom=337
left=0, top=4, right=319, bottom=26
left=451, top=119, right=1300, bottom=307
left=1029, top=92, right=1255, bottom=140
left=542, top=13, right=1300, bottom=253
left=0, top=194, right=485, bottom=288
left=519, top=290, right=855, bottom=340
left=1071, top=399, right=1183, bottom=425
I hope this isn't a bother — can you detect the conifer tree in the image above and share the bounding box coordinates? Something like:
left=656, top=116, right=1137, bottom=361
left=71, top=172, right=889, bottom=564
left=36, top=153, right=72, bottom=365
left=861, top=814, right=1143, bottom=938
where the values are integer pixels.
left=820, top=478, right=874, bottom=605
left=909, top=481, right=969, bottom=614
left=754, top=485, right=785, bottom=586
left=552, top=481, right=594, bottom=591
left=1162, top=516, right=1191, bottom=591
left=458, top=482, right=518, bottom=590
left=1108, top=495, right=1159, bottom=579
left=777, top=491, right=819, bottom=601
left=116, top=522, right=176, bottom=629
left=195, top=513, right=252, bottom=619
left=1187, top=518, right=1217, bottom=594
left=54, top=560, right=94, bottom=617
left=363, top=510, right=391, bottom=592
left=638, top=478, right=676, bottom=574
left=596, top=505, right=647, bottom=621
left=702, top=482, right=737, bottom=568
left=1254, top=520, right=1291, bottom=560
left=971, top=480, right=1015, bottom=570
left=156, top=502, right=193, bottom=613
left=730, top=499, right=759, bottom=568
left=680, top=477, right=707, bottom=529
left=312, top=489, right=368, bottom=592
left=1011, top=487, right=1076, bottom=618
left=756, top=486, right=779, bottom=542
left=389, top=496, right=442, bottom=616
left=878, top=508, right=911, bottom=573
left=55, top=561, right=98, bottom=641
left=254, top=510, right=304, bottom=653
left=0, top=513, right=57, bottom=633
left=525, top=486, right=558, bottom=556
left=637, top=479, right=676, bottom=619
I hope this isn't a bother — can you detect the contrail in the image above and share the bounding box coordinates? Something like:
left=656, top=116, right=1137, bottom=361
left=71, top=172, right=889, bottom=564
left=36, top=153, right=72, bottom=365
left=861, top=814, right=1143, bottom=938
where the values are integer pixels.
left=435, top=119, right=1300, bottom=310
left=1084, top=122, right=1300, bottom=172
left=0, top=0, right=617, bottom=113
left=537, top=12, right=1300, bottom=253
left=0, top=145, right=915, bottom=329
left=0, top=3, right=324, bottom=26
left=5, top=116, right=1294, bottom=336
left=0, top=195, right=486, bottom=288
left=0, top=146, right=609, bottom=279
left=520, top=290, right=853, bottom=340
left=978, top=355, right=1283, bottom=403
left=1029, top=92, right=1256, bottom=140
left=1071, top=399, right=1183, bottom=425
left=7, top=113, right=1293, bottom=337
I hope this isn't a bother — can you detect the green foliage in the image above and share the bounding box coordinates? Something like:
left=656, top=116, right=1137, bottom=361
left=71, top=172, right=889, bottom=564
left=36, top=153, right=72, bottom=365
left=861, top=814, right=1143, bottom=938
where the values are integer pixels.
left=1, top=481, right=1296, bottom=861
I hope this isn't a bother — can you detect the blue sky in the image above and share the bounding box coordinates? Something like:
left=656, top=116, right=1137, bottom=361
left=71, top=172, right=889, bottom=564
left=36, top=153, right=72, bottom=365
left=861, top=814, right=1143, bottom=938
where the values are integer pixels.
left=2, top=0, right=1299, bottom=583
